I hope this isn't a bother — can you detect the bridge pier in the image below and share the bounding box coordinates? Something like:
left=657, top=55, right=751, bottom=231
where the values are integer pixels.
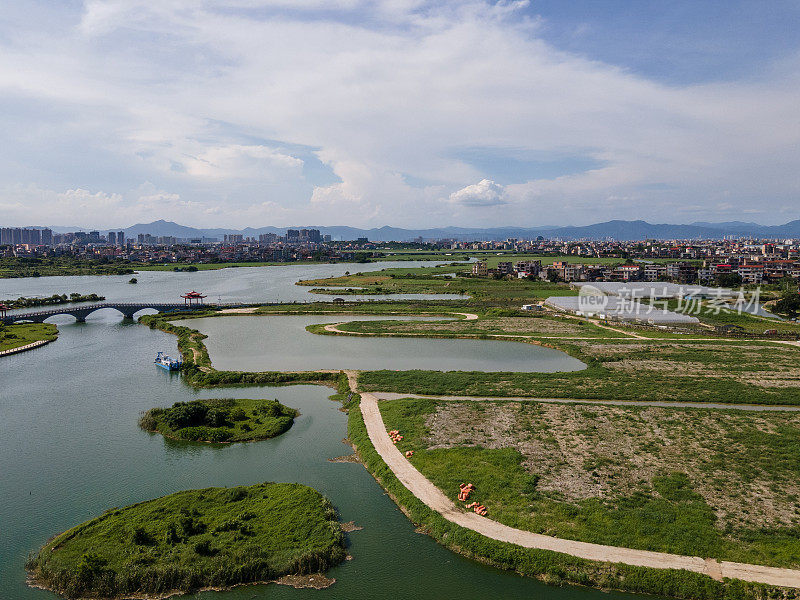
left=6, top=302, right=216, bottom=325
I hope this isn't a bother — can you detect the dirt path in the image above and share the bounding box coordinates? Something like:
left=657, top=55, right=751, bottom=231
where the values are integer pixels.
left=370, top=392, right=800, bottom=412
left=453, top=312, right=479, bottom=320
left=355, top=383, right=800, bottom=588
left=218, top=307, right=259, bottom=314
left=322, top=321, right=800, bottom=349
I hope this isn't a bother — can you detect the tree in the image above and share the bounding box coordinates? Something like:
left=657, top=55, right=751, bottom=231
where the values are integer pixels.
left=546, top=268, right=562, bottom=283
left=716, top=272, right=743, bottom=288
left=774, top=290, right=800, bottom=318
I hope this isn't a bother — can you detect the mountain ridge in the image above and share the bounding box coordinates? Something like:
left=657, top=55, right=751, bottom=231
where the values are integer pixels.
left=19, top=218, right=800, bottom=241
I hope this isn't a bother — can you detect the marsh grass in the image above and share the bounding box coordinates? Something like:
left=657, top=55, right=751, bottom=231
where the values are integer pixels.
left=26, top=483, right=346, bottom=599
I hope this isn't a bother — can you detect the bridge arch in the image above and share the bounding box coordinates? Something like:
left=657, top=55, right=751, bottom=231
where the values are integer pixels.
left=2, top=302, right=197, bottom=325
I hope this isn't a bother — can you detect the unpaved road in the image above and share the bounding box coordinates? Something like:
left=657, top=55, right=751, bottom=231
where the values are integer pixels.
left=349, top=372, right=800, bottom=588
left=371, top=392, right=800, bottom=412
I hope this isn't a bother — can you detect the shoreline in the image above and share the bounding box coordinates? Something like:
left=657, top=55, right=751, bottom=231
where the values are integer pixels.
left=0, top=337, right=55, bottom=357
left=27, top=572, right=336, bottom=599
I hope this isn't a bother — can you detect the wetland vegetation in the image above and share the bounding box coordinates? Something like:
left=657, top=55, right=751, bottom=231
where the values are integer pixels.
left=0, top=322, right=58, bottom=352
left=26, top=483, right=346, bottom=599
left=139, top=398, right=298, bottom=443
left=123, top=262, right=800, bottom=599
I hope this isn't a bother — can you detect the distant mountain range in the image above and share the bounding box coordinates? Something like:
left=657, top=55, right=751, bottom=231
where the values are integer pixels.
left=31, top=218, right=800, bottom=242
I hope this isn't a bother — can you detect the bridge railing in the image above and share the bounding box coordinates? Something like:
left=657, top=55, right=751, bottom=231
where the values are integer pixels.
left=5, top=302, right=210, bottom=320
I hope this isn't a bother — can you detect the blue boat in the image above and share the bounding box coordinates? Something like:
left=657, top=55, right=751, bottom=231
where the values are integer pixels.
left=154, top=351, right=182, bottom=371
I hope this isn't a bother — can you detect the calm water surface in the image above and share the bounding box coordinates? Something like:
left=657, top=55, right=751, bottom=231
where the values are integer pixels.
left=191, top=315, right=586, bottom=373
left=0, top=261, right=465, bottom=312
left=0, top=316, right=640, bottom=600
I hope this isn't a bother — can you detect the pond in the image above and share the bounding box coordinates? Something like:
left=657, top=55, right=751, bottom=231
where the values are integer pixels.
left=189, top=315, right=587, bottom=373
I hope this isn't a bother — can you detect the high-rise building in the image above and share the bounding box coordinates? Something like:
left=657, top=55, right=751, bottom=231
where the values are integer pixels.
left=286, top=229, right=300, bottom=241
left=108, top=231, right=117, bottom=245
left=300, top=228, right=321, bottom=243
left=117, top=231, right=125, bottom=246
left=41, top=228, right=53, bottom=246
left=259, top=233, right=278, bottom=244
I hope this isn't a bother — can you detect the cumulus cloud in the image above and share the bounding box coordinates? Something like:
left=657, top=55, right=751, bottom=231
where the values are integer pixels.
left=449, top=179, right=507, bottom=207
left=0, top=0, right=798, bottom=227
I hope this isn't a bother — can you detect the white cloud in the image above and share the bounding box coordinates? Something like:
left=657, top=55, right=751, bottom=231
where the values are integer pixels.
left=0, top=1, right=797, bottom=227
left=449, top=179, right=506, bottom=207
left=179, top=145, right=303, bottom=180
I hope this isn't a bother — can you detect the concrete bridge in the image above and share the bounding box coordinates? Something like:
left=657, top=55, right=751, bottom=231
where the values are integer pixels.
left=2, top=302, right=210, bottom=324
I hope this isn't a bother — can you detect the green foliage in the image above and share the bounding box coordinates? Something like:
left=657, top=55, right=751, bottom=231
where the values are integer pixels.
left=0, top=256, right=135, bottom=278
left=775, top=292, right=800, bottom=318
left=139, top=398, right=298, bottom=444
left=27, top=483, right=346, bottom=599
left=0, top=292, right=104, bottom=309
left=0, top=322, right=58, bottom=352
left=717, top=273, right=743, bottom=288
left=131, top=527, right=155, bottom=546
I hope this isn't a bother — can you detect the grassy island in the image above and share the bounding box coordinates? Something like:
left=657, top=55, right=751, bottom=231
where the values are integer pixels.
left=0, top=322, right=58, bottom=352
left=27, top=483, right=346, bottom=599
left=139, top=398, right=298, bottom=443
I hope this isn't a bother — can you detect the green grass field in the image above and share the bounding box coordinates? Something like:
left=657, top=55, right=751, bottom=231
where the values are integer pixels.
left=346, top=395, right=783, bottom=599
left=27, top=483, right=346, bottom=599
left=298, top=267, right=578, bottom=304
left=139, top=398, right=298, bottom=443
left=378, top=397, right=800, bottom=568
left=0, top=322, right=58, bottom=352
left=359, top=336, right=800, bottom=404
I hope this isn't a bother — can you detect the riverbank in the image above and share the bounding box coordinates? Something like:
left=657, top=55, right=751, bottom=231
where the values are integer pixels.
left=26, top=483, right=346, bottom=600
left=0, top=322, right=58, bottom=353
left=138, top=313, right=339, bottom=388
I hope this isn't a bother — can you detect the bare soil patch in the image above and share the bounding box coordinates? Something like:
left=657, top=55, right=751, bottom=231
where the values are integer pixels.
left=423, top=401, right=800, bottom=529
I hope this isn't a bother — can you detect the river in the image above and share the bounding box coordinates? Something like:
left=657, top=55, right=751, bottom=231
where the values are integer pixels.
left=0, top=266, right=636, bottom=600
left=0, top=260, right=466, bottom=311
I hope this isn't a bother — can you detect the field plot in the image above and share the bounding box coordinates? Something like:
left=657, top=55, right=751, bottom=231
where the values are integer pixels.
left=361, top=334, right=800, bottom=404
left=380, top=397, right=800, bottom=568
left=336, top=314, right=627, bottom=338
left=298, top=269, right=577, bottom=303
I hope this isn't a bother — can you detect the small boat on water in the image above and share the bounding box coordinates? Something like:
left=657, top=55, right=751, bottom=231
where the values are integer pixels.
left=154, top=351, right=182, bottom=371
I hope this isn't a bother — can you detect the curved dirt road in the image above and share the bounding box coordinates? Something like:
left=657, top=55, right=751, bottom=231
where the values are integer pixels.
left=348, top=372, right=800, bottom=588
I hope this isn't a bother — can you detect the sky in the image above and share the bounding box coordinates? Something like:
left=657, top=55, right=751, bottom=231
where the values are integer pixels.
left=0, top=0, right=799, bottom=229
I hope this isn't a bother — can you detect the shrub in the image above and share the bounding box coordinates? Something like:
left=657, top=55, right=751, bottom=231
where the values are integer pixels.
left=177, top=427, right=233, bottom=443
left=193, top=539, right=216, bottom=556
left=131, top=527, right=154, bottom=546
left=204, top=407, right=231, bottom=428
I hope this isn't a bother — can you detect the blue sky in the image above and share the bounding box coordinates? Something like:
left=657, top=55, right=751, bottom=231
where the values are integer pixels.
left=0, top=0, right=798, bottom=228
